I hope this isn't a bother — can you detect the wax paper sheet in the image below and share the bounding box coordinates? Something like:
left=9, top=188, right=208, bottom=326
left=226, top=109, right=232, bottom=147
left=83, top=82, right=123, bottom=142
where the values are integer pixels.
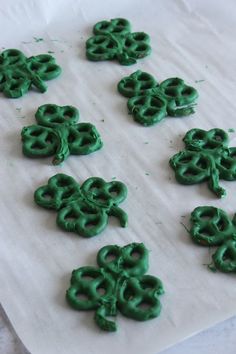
left=1, top=0, right=236, bottom=353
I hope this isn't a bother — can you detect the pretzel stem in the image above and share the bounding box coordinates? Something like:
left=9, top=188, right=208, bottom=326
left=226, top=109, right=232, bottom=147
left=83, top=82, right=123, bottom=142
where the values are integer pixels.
left=94, top=304, right=117, bottom=332
left=207, top=156, right=226, bottom=198
left=109, top=206, right=128, bottom=227
left=52, top=127, right=70, bottom=165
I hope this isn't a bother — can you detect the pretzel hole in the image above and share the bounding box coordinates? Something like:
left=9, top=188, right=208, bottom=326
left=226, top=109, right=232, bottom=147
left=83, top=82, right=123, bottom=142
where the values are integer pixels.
left=203, top=142, right=217, bottom=149
left=85, top=219, right=99, bottom=229
left=182, top=87, right=193, bottom=96
left=80, top=137, right=92, bottom=146
left=108, top=185, right=120, bottom=198
left=7, top=49, right=20, bottom=57
left=30, top=62, right=41, bottom=71
left=64, top=211, right=77, bottom=222
left=63, top=108, right=75, bottom=120
left=113, top=26, right=124, bottom=33
left=178, top=155, right=192, bottom=164
left=31, top=142, right=45, bottom=150
left=140, top=279, right=156, bottom=291
left=92, top=47, right=106, bottom=54
left=9, top=82, right=20, bottom=90
left=138, top=301, right=152, bottom=311
left=133, top=97, right=146, bottom=106
left=222, top=249, right=235, bottom=262
left=80, top=206, right=97, bottom=215
left=220, top=158, right=232, bottom=169
left=164, top=87, right=178, bottom=97
left=37, top=55, right=51, bottom=63
left=76, top=292, right=89, bottom=301
left=123, top=287, right=135, bottom=301
left=198, top=226, right=215, bottom=237
left=51, top=117, right=64, bottom=124
left=135, top=44, right=147, bottom=52
left=216, top=218, right=227, bottom=232
left=198, top=209, right=215, bottom=221
left=42, top=192, right=53, bottom=201
left=133, top=33, right=146, bottom=41
left=44, top=105, right=57, bottom=115
left=96, top=286, right=107, bottom=296
left=140, top=82, right=154, bottom=90
left=56, top=176, right=71, bottom=188
left=29, top=129, right=43, bottom=137
left=61, top=189, right=75, bottom=199
left=44, top=64, right=57, bottom=73
left=166, top=78, right=181, bottom=87
left=144, top=108, right=159, bottom=117
left=94, top=36, right=106, bottom=44
left=191, top=131, right=205, bottom=140
left=106, top=42, right=115, bottom=49
left=77, top=125, right=90, bottom=133
left=183, top=168, right=198, bottom=177
left=0, top=75, right=6, bottom=84
left=115, top=19, right=127, bottom=27
left=99, top=22, right=109, bottom=30
left=196, top=158, right=207, bottom=169
left=130, top=250, right=141, bottom=260
left=124, top=39, right=133, bottom=48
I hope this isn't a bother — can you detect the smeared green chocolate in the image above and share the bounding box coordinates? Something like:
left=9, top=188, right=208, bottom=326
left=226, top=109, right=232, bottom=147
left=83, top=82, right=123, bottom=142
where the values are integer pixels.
left=190, top=206, right=236, bottom=273
left=118, top=71, right=198, bottom=126
left=86, top=19, right=151, bottom=66
left=0, top=49, right=61, bottom=98
left=34, top=173, right=128, bottom=238
left=66, top=242, right=164, bottom=331
left=21, top=104, right=102, bottom=165
left=170, top=128, right=236, bottom=197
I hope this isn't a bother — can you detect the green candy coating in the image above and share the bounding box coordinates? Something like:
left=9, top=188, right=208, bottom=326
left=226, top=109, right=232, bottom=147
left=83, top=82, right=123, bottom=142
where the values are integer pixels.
left=170, top=128, right=236, bottom=197
left=34, top=173, right=128, bottom=238
left=190, top=206, right=236, bottom=273
left=21, top=104, right=103, bottom=165
left=0, top=49, right=61, bottom=98
left=118, top=70, right=198, bottom=126
left=86, top=18, right=151, bottom=66
left=66, top=243, right=164, bottom=331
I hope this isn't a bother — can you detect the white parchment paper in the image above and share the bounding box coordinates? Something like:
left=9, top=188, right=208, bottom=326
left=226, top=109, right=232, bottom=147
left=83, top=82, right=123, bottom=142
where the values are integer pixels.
left=1, top=0, right=236, bottom=353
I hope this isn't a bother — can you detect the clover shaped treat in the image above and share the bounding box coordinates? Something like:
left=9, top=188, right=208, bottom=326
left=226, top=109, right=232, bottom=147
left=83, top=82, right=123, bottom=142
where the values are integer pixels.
left=34, top=173, right=128, bottom=237
left=66, top=242, right=164, bottom=332
left=117, top=70, right=198, bottom=126
left=86, top=18, right=151, bottom=65
left=0, top=49, right=61, bottom=98
left=21, top=104, right=103, bottom=165
left=190, top=206, right=236, bottom=273
left=170, top=128, right=236, bottom=198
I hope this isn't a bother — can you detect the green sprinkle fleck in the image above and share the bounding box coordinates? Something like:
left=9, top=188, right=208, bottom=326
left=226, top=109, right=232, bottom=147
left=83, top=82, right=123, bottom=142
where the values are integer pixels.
left=47, top=50, right=55, bottom=54
left=145, top=172, right=149, bottom=176
left=144, top=142, right=149, bottom=144
left=194, top=79, right=205, bottom=83
left=16, top=108, right=22, bottom=112
left=100, top=119, right=105, bottom=122
left=228, top=128, right=235, bottom=133
left=33, top=37, right=44, bottom=43
left=111, top=177, right=116, bottom=180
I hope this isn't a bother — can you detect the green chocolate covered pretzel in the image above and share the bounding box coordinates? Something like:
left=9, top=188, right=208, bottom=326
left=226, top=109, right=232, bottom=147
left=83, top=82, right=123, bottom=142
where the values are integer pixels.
left=66, top=242, right=164, bottom=331
left=86, top=18, right=151, bottom=65
left=190, top=206, right=236, bottom=273
left=21, top=104, right=102, bottom=165
left=34, top=173, right=128, bottom=238
left=0, top=49, right=61, bottom=98
left=118, top=70, right=198, bottom=126
left=170, top=128, right=236, bottom=198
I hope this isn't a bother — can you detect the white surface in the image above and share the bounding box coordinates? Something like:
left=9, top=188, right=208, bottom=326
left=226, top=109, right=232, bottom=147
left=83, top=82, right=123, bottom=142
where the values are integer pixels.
left=0, top=1, right=236, bottom=354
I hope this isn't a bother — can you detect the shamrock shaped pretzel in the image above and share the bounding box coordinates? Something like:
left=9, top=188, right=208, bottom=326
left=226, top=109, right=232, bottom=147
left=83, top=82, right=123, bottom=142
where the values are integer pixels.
left=21, top=104, right=102, bottom=165
left=118, top=70, right=198, bottom=126
left=190, top=206, right=236, bottom=273
left=170, top=128, right=236, bottom=198
left=86, top=18, right=151, bottom=65
left=0, top=49, right=61, bottom=98
left=66, top=242, right=164, bottom=332
left=34, top=173, right=128, bottom=238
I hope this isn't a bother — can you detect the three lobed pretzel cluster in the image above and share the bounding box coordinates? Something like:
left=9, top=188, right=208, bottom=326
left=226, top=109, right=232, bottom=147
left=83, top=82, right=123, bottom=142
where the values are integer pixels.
left=66, top=242, right=164, bottom=331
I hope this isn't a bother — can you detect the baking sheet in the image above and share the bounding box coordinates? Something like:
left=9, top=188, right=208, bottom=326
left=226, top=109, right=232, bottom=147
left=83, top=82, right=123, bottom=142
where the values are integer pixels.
left=1, top=0, right=236, bottom=353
